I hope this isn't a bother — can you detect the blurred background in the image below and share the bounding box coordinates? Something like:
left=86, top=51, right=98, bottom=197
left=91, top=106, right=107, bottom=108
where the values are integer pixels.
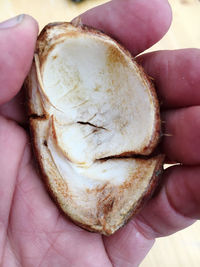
left=0, top=0, right=199, bottom=266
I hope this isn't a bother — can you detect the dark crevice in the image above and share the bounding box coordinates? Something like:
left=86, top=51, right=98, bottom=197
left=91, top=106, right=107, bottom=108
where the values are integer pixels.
left=97, top=151, right=163, bottom=162
left=28, top=114, right=46, bottom=120
left=77, top=121, right=108, bottom=131
left=43, top=140, right=48, bottom=147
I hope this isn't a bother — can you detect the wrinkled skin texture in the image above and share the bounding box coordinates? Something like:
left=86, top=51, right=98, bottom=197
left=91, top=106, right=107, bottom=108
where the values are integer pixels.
left=0, top=1, right=200, bottom=266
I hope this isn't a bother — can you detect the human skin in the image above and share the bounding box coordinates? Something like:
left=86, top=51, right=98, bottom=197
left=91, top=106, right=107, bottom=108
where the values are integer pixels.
left=0, top=0, right=200, bottom=266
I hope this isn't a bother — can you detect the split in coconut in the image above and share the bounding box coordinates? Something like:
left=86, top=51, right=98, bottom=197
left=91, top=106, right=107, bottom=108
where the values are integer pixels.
left=27, top=21, right=164, bottom=235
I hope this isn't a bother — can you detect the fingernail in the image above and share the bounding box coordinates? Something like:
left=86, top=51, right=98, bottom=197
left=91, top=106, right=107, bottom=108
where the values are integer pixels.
left=0, top=14, right=25, bottom=29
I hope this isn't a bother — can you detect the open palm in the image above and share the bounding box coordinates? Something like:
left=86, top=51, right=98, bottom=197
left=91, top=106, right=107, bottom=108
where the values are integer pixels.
left=1, top=1, right=200, bottom=266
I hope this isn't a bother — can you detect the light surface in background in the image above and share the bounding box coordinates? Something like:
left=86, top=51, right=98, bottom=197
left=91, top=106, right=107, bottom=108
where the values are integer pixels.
left=142, top=222, right=200, bottom=267
left=149, top=0, right=200, bottom=51
left=0, top=0, right=199, bottom=266
left=0, top=0, right=109, bottom=28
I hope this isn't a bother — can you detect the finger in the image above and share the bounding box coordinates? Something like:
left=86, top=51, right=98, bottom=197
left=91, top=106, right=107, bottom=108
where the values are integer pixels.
left=0, top=87, right=27, bottom=125
left=0, top=116, right=27, bottom=260
left=81, top=0, right=172, bottom=56
left=0, top=117, right=26, bottom=219
left=135, top=164, right=197, bottom=238
left=137, top=49, right=200, bottom=109
left=162, top=106, right=200, bottom=165
left=165, top=165, right=200, bottom=219
left=0, top=15, right=38, bottom=105
left=103, top=163, right=200, bottom=266
left=103, top=221, right=155, bottom=267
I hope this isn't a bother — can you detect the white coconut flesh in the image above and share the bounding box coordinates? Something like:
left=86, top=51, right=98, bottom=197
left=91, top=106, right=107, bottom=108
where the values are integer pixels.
left=29, top=23, right=162, bottom=235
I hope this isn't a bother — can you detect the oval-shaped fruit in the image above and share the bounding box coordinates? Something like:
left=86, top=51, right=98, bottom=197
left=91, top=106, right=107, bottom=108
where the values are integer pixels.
left=26, top=21, right=164, bottom=235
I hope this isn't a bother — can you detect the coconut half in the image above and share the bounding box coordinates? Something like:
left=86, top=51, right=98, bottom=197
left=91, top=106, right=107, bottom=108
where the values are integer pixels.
left=27, top=21, right=164, bottom=235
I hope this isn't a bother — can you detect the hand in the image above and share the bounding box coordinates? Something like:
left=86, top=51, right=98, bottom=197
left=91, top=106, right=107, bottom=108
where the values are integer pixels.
left=0, top=1, right=199, bottom=266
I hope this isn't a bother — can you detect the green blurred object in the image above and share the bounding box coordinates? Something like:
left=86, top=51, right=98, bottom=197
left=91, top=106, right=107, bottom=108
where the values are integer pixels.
left=71, top=0, right=84, bottom=3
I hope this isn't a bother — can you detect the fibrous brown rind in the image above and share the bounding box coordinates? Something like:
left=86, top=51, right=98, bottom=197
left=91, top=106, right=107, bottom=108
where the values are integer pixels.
left=27, top=22, right=164, bottom=235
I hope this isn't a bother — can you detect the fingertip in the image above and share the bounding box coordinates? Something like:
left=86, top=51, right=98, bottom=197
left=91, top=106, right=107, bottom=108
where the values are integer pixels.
left=20, top=14, right=39, bottom=36
left=165, top=165, right=200, bottom=219
left=151, top=0, right=172, bottom=43
left=0, top=14, right=39, bottom=105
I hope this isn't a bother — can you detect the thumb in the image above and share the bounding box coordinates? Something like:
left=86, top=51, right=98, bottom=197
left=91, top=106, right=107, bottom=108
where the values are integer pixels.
left=0, top=14, right=38, bottom=105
